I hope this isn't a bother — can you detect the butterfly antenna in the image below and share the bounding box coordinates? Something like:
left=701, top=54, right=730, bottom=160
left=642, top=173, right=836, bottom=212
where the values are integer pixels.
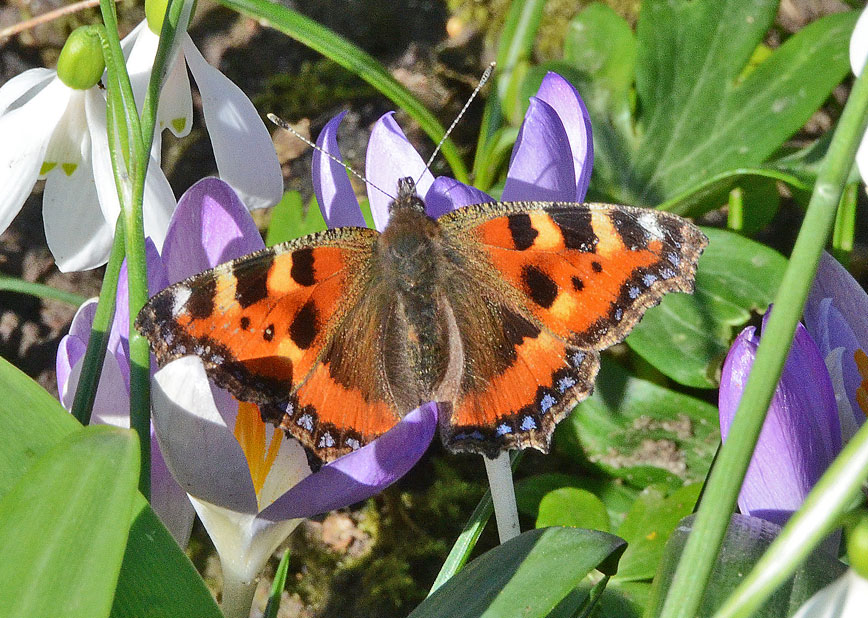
left=416, top=61, right=496, bottom=186
left=267, top=113, right=396, bottom=201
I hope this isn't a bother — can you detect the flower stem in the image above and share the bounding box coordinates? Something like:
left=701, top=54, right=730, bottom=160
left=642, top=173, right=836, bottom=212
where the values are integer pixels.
left=221, top=568, right=258, bottom=618
left=70, top=219, right=125, bottom=425
left=483, top=451, right=520, bottom=543
left=657, top=55, right=868, bottom=618
left=712, top=418, right=868, bottom=617
left=832, top=182, right=858, bottom=265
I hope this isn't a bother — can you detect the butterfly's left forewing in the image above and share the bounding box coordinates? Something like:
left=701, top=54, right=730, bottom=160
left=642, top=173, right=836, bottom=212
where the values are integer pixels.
left=135, top=227, right=404, bottom=462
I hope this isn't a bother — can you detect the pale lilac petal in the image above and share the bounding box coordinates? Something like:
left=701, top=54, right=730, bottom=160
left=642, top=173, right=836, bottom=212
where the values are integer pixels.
left=162, top=177, right=264, bottom=282
left=182, top=35, right=283, bottom=211
left=0, top=68, right=54, bottom=116
left=56, top=334, right=87, bottom=401
left=150, top=442, right=196, bottom=546
left=312, top=111, right=365, bottom=228
left=42, top=159, right=114, bottom=272
left=151, top=356, right=259, bottom=514
left=502, top=97, right=576, bottom=202
left=63, top=351, right=130, bottom=426
left=259, top=403, right=438, bottom=521
left=425, top=177, right=493, bottom=219
left=0, top=78, right=70, bottom=235
left=807, top=253, right=868, bottom=346
left=719, top=319, right=839, bottom=524
left=68, top=298, right=99, bottom=342
left=366, top=112, right=434, bottom=231
left=535, top=72, right=593, bottom=201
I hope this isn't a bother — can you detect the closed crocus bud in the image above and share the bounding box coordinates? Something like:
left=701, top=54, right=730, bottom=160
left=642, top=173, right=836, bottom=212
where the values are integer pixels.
left=848, top=515, right=868, bottom=579
left=145, top=0, right=169, bottom=34
left=56, top=26, right=105, bottom=91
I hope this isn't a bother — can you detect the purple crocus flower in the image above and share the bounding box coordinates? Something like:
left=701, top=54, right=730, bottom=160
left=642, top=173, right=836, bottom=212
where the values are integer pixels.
left=148, top=178, right=437, bottom=593
left=719, top=310, right=841, bottom=526
left=56, top=239, right=196, bottom=546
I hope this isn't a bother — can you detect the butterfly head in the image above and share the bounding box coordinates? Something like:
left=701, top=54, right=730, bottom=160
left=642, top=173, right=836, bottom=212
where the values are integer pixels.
left=389, top=177, right=426, bottom=215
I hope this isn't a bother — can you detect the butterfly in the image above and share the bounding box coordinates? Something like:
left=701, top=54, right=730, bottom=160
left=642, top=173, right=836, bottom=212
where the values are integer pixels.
left=136, top=177, right=707, bottom=463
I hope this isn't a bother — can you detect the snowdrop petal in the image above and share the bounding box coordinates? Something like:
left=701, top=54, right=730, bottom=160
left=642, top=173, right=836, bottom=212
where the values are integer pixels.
left=123, top=22, right=160, bottom=115
left=425, top=177, right=493, bottom=219
left=162, top=177, right=264, bottom=283
left=259, top=403, right=438, bottom=521
left=502, top=97, right=576, bottom=202
left=157, top=47, right=194, bottom=137
left=313, top=111, right=365, bottom=227
left=152, top=356, right=260, bottom=514
left=0, top=68, right=54, bottom=116
left=0, top=78, right=70, bottom=235
left=42, top=161, right=114, bottom=271
left=792, top=570, right=868, bottom=618
left=535, top=72, right=594, bottom=201
left=182, top=35, right=283, bottom=210
left=851, top=8, right=868, bottom=77
left=366, top=112, right=434, bottom=231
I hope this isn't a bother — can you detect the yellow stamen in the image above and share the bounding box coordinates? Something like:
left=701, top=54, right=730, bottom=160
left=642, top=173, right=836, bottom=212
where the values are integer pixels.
left=233, top=401, right=283, bottom=499
left=854, top=349, right=868, bottom=419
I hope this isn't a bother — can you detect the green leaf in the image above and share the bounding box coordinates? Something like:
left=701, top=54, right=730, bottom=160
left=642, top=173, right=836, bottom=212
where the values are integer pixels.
left=496, top=0, right=546, bottom=124
left=411, top=527, right=626, bottom=618
left=515, top=473, right=638, bottom=528
left=614, top=484, right=702, bottom=582
left=536, top=487, right=610, bottom=531
left=626, top=227, right=788, bottom=387
left=556, top=359, right=719, bottom=487
left=0, top=357, right=221, bottom=618
left=215, top=0, right=468, bottom=183
left=0, top=276, right=88, bottom=306
left=0, top=426, right=139, bottom=618
left=647, top=514, right=847, bottom=616
left=266, top=190, right=327, bottom=245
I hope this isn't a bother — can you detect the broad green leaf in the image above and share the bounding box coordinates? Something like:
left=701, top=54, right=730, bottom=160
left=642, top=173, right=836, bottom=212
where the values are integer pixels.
left=0, top=426, right=138, bottom=618
left=614, top=484, right=702, bottom=582
left=630, top=4, right=856, bottom=206
left=411, top=527, right=626, bottom=618
left=556, top=359, right=719, bottom=487
left=647, top=514, right=847, bottom=616
left=515, top=473, right=638, bottom=528
left=0, top=357, right=221, bottom=618
left=727, top=177, right=781, bottom=236
left=266, top=190, right=327, bottom=245
left=535, top=487, right=610, bottom=531
left=214, top=0, right=468, bottom=182
left=626, top=227, right=787, bottom=387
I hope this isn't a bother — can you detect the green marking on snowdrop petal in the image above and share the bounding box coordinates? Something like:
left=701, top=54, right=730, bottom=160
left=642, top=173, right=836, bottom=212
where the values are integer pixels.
left=171, top=117, right=187, bottom=133
left=145, top=0, right=170, bottom=34
left=40, top=162, right=57, bottom=175
left=56, top=26, right=105, bottom=90
left=61, top=163, right=78, bottom=176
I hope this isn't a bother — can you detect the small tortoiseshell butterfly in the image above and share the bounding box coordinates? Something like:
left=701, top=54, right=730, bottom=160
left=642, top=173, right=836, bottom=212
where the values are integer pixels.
left=136, top=177, right=707, bottom=462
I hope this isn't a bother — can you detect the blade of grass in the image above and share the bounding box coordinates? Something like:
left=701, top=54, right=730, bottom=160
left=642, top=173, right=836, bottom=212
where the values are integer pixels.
left=0, top=277, right=87, bottom=306
left=263, top=549, right=291, bottom=618
left=657, top=52, right=868, bottom=618
left=214, top=0, right=468, bottom=183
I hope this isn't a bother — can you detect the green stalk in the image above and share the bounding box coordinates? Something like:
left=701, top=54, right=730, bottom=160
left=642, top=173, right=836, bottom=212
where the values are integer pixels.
left=832, top=182, right=857, bottom=265
left=713, top=420, right=868, bottom=617
left=70, top=221, right=125, bottom=425
left=657, top=59, right=868, bottom=618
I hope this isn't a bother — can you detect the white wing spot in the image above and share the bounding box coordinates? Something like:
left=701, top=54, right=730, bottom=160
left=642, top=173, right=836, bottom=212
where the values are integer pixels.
left=346, top=438, right=361, bottom=450
left=297, top=413, right=314, bottom=432
left=638, top=212, right=666, bottom=240
left=172, top=286, right=193, bottom=315
left=318, top=432, right=336, bottom=448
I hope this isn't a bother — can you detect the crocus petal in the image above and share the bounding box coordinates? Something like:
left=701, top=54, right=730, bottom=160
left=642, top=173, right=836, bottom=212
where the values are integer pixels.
left=0, top=77, right=70, bottom=235
left=792, top=570, right=868, bottom=618
left=151, top=443, right=196, bottom=546
left=535, top=72, right=594, bottom=201
left=826, top=347, right=862, bottom=443
left=152, top=356, right=260, bottom=514
left=807, top=253, right=868, bottom=345
left=260, top=403, right=438, bottom=521
left=182, top=35, right=283, bottom=211
left=312, top=111, right=365, bottom=227
left=42, top=158, right=115, bottom=271
left=0, top=68, right=54, bottom=116
left=365, top=112, right=434, bottom=231
left=502, top=97, right=576, bottom=202
left=719, top=321, right=839, bottom=525
left=61, top=350, right=131, bottom=427
left=425, top=177, right=493, bottom=219
left=162, top=177, right=265, bottom=283
left=57, top=327, right=89, bottom=400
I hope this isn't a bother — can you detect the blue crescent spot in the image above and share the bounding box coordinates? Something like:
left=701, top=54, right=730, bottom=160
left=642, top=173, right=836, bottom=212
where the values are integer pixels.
left=540, top=393, right=557, bottom=412
left=520, top=416, right=537, bottom=431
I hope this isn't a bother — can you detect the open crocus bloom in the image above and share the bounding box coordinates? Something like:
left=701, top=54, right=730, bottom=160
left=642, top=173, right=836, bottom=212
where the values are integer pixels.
left=149, top=178, right=437, bottom=587
left=313, top=71, right=593, bottom=231
left=719, top=310, right=841, bottom=526
left=121, top=12, right=283, bottom=211
left=804, top=252, right=868, bottom=442
left=56, top=240, right=194, bottom=545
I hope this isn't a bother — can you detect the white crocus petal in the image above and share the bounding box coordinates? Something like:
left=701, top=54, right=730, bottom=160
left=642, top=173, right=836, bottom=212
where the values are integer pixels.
left=182, top=35, right=283, bottom=210
left=0, top=68, right=54, bottom=116
left=43, top=159, right=114, bottom=271
left=0, top=77, right=71, bottom=235
left=152, top=356, right=259, bottom=514
left=793, top=570, right=868, bottom=618
left=257, top=433, right=311, bottom=508
left=85, top=89, right=177, bottom=250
